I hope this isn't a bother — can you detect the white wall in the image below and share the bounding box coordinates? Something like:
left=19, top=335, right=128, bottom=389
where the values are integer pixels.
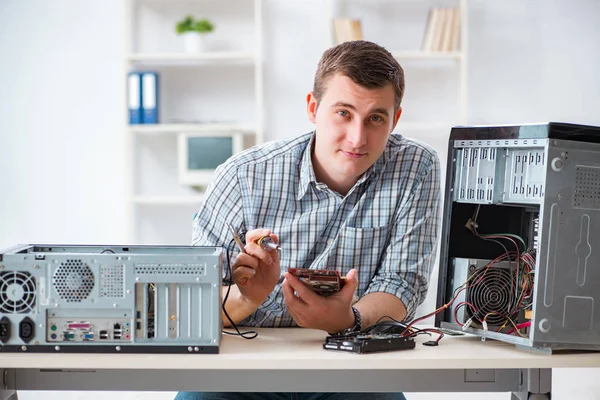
left=2, top=0, right=600, bottom=399
left=0, top=0, right=127, bottom=248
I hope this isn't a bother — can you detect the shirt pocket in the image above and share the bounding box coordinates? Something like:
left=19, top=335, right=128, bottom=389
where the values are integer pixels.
left=333, top=225, right=390, bottom=293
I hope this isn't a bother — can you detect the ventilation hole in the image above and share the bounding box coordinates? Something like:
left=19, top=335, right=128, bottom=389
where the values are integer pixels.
left=53, top=260, right=95, bottom=303
left=100, top=265, right=124, bottom=298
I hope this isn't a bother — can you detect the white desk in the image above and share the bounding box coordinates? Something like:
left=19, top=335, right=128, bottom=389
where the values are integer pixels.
left=2, top=328, right=600, bottom=400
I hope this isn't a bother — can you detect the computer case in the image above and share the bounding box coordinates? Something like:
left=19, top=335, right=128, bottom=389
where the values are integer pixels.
left=435, top=122, right=600, bottom=352
left=0, top=244, right=223, bottom=353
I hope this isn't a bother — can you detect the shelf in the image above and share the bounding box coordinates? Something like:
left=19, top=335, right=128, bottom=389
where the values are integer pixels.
left=133, top=196, right=204, bottom=205
left=395, top=121, right=454, bottom=131
left=391, top=51, right=463, bottom=61
left=129, top=123, right=255, bottom=135
left=127, top=52, right=256, bottom=64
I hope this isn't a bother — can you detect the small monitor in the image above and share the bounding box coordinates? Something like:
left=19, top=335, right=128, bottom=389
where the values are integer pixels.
left=177, top=132, right=244, bottom=187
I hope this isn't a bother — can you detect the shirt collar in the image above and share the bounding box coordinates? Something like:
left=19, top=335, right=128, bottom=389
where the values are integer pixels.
left=297, top=132, right=317, bottom=200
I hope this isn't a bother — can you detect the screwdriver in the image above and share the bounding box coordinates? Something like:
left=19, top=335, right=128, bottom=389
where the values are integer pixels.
left=227, top=223, right=281, bottom=253
left=256, top=235, right=281, bottom=252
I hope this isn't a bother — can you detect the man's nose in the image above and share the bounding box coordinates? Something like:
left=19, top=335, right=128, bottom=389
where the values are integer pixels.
left=346, top=122, right=367, bottom=148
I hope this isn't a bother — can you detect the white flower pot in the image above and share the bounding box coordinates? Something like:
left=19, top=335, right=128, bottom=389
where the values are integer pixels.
left=183, top=32, right=206, bottom=53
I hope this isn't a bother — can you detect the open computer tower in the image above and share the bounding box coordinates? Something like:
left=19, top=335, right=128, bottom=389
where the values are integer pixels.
left=435, top=122, right=600, bottom=352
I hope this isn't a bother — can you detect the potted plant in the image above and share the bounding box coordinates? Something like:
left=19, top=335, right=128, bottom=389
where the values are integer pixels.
left=176, top=16, right=215, bottom=53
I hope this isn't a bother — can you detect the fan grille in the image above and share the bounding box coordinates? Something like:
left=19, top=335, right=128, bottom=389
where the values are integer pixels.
left=466, top=267, right=513, bottom=326
left=0, top=271, right=36, bottom=313
left=53, top=259, right=95, bottom=302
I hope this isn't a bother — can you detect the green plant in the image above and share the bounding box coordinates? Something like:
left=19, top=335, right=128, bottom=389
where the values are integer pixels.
left=176, top=16, right=215, bottom=35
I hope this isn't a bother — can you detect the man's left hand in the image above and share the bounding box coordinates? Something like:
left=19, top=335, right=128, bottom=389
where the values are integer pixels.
left=282, top=269, right=358, bottom=333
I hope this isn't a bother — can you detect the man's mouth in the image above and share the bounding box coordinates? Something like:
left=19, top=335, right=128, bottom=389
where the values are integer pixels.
left=341, top=150, right=366, bottom=159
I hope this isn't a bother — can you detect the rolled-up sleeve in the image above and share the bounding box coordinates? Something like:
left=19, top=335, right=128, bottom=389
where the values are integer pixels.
left=363, top=151, right=441, bottom=320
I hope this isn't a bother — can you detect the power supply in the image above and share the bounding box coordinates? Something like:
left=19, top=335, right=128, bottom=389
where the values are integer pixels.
left=435, top=122, right=600, bottom=352
left=0, top=244, right=223, bottom=353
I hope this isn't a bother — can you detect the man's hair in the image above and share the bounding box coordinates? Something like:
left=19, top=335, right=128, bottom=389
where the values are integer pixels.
left=312, top=40, right=405, bottom=110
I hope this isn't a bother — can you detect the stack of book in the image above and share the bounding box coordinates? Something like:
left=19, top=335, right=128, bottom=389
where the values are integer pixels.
left=332, top=18, right=363, bottom=45
left=421, top=8, right=461, bottom=52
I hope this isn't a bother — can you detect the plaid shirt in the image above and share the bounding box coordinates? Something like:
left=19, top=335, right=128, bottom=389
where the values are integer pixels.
left=192, top=131, right=440, bottom=326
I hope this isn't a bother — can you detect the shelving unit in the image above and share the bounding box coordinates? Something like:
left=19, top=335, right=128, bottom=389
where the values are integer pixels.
left=129, top=123, right=255, bottom=135
left=123, top=0, right=263, bottom=244
left=127, top=51, right=256, bottom=62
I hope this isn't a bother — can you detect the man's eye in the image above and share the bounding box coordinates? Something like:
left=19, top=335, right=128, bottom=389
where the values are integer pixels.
left=370, top=115, right=384, bottom=122
left=337, top=110, right=349, bottom=117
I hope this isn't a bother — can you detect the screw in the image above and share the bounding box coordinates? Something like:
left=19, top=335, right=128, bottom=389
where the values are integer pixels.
left=126, top=289, right=132, bottom=294
left=194, top=347, right=199, bottom=352
left=113, top=303, right=118, bottom=308
left=55, top=346, right=60, bottom=351
left=116, top=346, right=121, bottom=352
left=34, top=265, right=40, bottom=269
left=188, top=347, right=193, bottom=352
left=21, top=346, right=27, bottom=351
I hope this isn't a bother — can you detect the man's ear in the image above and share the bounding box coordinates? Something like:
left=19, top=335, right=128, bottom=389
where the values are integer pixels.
left=391, top=107, right=403, bottom=131
left=306, top=92, right=317, bottom=124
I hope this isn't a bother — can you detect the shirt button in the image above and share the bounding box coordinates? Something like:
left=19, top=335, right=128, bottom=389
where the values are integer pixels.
left=327, top=239, right=334, bottom=246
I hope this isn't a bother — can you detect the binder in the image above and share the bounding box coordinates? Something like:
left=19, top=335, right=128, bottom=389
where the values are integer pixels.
left=127, top=72, right=143, bottom=124
left=141, top=72, right=159, bottom=124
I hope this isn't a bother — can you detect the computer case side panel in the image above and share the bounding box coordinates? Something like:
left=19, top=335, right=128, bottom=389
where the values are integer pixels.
left=530, top=139, right=600, bottom=350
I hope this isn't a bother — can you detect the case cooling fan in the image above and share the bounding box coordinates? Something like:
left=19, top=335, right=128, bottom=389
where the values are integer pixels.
left=0, top=271, right=36, bottom=313
left=465, top=266, right=514, bottom=326
left=53, top=259, right=95, bottom=302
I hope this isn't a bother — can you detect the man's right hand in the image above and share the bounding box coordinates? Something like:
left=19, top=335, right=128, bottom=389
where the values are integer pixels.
left=231, top=228, right=281, bottom=306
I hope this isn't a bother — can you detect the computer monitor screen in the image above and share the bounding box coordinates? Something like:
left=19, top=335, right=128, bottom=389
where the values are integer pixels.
left=178, top=132, right=243, bottom=187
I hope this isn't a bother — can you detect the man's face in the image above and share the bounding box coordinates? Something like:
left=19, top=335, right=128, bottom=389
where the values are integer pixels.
left=306, top=73, right=402, bottom=193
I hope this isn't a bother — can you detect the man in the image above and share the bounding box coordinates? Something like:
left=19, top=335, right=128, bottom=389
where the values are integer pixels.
left=176, top=40, right=440, bottom=400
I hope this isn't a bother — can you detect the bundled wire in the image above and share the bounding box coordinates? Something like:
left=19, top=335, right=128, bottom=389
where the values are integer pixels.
left=350, top=315, right=445, bottom=345
left=402, top=249, right=536, bottom=338
left=456, top=205, right=537, bottom=335
left=221, top=238, right=258, bottom=339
